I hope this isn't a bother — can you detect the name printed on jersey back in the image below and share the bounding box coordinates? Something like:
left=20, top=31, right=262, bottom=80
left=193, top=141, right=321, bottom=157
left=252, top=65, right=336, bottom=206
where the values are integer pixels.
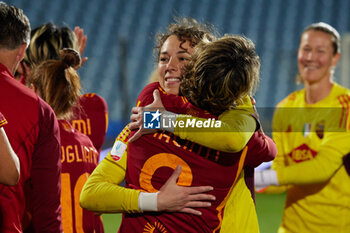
left=72, top=118, right=92, bottom=136
left=61, top=144, right=99, bottom=165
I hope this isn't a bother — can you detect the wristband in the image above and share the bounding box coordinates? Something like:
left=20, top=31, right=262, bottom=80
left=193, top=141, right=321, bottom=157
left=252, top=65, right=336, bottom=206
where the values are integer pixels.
left=138, top=192, right=158, bottom=212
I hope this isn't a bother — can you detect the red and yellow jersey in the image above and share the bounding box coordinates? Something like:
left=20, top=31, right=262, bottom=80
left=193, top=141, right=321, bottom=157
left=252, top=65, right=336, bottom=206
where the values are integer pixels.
left=120, top=130, right=248, bottom=232
left=71, top=93, right=108, bottom=153
left=0, top=63, right=62, bottom=233
left=272, top=83, right=350, bottom=232
left=59, top=120, right=104, bottom=233
left=119, top=83, right=275, bottom=232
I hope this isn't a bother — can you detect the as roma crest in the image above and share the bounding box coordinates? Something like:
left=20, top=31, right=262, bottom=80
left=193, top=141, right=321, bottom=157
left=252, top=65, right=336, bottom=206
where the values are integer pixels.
left=315, top=121, right=325, bottom=139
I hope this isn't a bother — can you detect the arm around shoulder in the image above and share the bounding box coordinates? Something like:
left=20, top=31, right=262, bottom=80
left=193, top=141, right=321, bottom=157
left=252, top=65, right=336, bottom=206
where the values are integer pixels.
left=174, top=109, right=256, bottom=152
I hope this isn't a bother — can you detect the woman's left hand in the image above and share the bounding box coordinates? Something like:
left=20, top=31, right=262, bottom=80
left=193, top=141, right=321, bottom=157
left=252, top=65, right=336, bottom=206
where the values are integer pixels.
left=129, top=90, right=164, bottom=142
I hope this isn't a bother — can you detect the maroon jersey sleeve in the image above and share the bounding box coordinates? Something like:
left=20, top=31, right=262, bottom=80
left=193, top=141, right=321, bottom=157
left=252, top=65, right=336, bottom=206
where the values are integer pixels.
left=244, top=130, right=276, bottom=167
left=136, top=82, right=188, bottom=112
left=136, top=82, right=160, bottom=107
left=31, top=98, right=62, bottom=233
left=241, top=130, right=276, bottom=201
left=71, top=93, right=108, bottom=153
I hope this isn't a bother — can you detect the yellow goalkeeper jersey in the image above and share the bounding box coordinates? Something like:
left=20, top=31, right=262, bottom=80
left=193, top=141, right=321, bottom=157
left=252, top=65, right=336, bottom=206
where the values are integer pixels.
left=272, top=83, right=350, bottom=233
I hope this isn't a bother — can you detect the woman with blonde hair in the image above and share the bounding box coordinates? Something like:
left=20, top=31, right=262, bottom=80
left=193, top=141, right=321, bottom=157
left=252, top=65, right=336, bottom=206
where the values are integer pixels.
left=256, top=22, right=350, bottom=232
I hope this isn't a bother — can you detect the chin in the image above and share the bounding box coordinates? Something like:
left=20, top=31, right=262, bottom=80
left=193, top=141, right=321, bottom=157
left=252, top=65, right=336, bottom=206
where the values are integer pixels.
left=301, top=73, right=318, bottom=82
left=165, top=88, right=179, bottom=95
left=165, top=85, right=180, bottom=95
left=168, top=90, right=179, bottom=95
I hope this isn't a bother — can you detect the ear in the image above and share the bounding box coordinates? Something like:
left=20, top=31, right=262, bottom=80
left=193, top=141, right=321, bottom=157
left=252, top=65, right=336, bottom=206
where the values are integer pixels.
left=331, top=52, right=341, bottom=67
left=30, top=83, right=40, bottom=96
left=16, top=43, right=27, bottom=62
left=30, top=83, right=35, bottom=91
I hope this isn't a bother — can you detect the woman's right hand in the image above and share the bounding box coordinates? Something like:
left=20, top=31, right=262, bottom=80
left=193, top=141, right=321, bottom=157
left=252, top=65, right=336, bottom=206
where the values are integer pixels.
left=157, top=165, right=215, bottom=216
left=74, top=26, right=88, bottom=68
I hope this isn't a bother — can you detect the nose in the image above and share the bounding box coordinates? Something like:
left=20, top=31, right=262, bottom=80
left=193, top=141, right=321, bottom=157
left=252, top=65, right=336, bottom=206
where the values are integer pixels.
left=166, top=57, right=178, bottom=71
left=306, top=51, right=314, bottom=61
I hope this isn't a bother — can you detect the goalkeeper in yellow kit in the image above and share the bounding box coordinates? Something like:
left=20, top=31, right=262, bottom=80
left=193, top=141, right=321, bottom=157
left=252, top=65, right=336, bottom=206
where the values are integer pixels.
left=255, top=22, right=350, bottom=232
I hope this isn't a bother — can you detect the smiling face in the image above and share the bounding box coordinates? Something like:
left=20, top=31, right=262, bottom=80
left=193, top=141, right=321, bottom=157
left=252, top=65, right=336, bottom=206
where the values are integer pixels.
left=157, top=35, right=195, bottom=95
left=297, top=30, right=340, bottom=85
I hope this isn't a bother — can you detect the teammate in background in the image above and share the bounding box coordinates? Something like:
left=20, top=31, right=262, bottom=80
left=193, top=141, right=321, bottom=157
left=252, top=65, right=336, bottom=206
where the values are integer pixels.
left=18, top=22, right=108, bottom=153
left=0, top=112, right=20, bottom=186
left=255, top=22, right=350, bottom=232
left=0, top=2, right=62, bottom=232
left=81, top=18, right=275, bottom=232
left=27, top=48, right=104, bottom=233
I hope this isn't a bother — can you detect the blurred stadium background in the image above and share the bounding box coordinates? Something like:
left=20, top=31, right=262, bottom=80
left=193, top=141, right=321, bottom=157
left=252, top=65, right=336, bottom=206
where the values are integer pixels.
left=5, top=0, right=350, bottom=232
